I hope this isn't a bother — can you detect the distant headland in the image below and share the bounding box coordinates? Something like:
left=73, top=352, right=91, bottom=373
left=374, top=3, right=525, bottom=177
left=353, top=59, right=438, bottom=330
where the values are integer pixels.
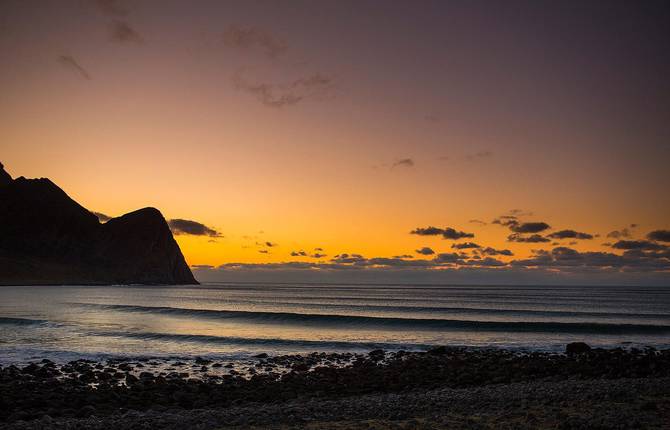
left=0, top=163, right=197, bottom=285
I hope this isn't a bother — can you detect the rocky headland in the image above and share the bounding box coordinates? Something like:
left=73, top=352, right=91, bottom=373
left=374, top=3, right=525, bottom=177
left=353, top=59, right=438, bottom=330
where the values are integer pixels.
left=0, top=163, right=197, bottom=285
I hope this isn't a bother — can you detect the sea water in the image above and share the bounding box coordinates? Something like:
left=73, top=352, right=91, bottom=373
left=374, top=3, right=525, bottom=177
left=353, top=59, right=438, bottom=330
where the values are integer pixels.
left=1, top=283, right=669, bottom=364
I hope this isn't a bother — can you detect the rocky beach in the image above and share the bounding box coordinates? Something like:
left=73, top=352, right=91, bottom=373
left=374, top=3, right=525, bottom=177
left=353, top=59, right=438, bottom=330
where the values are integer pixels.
left=2, top=345, right=669, bottom=429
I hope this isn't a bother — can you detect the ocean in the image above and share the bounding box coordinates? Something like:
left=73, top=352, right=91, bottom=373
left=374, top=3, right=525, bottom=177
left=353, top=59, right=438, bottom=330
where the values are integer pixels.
left=1, top=283, right=669, bottom=364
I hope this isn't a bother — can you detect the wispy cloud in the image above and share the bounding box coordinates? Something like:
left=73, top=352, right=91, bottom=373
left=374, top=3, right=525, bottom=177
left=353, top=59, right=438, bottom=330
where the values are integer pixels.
left=233, top=71, right=334, bottom=108
left=110, top=20, right=143, bottom=44
left=391, top=158, right=414, bottom=169
left=57, top=55, right=91, bottom=80
left=222, top=26, right=288, bottom=58
left=465, top=151, right=493, bottom=161
left=607, top=224, right=639, bottom=239
left=94, top=0, right=129, bottom=17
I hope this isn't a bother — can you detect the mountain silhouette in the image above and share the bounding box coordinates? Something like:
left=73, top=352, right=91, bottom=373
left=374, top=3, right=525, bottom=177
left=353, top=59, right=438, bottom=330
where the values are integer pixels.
left=0, top=163, right=198, bottom=285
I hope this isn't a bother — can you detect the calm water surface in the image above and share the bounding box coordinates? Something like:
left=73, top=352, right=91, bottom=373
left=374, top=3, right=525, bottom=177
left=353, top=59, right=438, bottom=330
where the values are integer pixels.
left=1, top=283, right=669, bottom=363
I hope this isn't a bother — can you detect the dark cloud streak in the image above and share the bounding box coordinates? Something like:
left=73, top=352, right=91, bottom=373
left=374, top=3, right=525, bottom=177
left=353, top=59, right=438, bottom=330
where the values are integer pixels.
left=648, top=230, right=670, bottom=242
left=222, top=26, right=287, bottom=58
left=57, top=55, right=91, bottom=80
left=168, top=219, right=221, bottom=237
left=547, top=229, right=594, bottom=240
left=110, top=20, right=143, bottom=44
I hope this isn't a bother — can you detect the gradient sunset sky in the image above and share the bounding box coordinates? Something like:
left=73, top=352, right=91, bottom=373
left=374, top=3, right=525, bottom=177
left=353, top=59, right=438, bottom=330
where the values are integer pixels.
left=1, top=0, right=669, bottom=284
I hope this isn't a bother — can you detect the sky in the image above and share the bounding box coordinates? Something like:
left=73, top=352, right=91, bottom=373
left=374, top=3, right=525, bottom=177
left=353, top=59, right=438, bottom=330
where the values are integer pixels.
left=1, top=0, right=669, bottom=285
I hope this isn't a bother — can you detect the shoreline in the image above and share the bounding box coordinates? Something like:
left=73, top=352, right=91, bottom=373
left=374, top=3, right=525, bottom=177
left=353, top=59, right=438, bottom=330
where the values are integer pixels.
left=2, top=345, right=670, bottom=428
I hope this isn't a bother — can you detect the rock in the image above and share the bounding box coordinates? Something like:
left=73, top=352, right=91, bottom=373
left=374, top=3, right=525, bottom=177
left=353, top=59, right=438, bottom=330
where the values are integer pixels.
left=254, top=353, right=269, bottom=359
left=21, top=363, right=40, bottom=375
left=292, top=363, right=311, bottom=372
left=0, top=163, right=197, bottom=286
left=566, top=342, right=592, bottom=355
left=76, top=405, right=96, bottom=418
left=368, top=349, right=385, bottom=360
left=195, top=357, right=211, bottom=365
left=427, top=346, right=449, bottom=355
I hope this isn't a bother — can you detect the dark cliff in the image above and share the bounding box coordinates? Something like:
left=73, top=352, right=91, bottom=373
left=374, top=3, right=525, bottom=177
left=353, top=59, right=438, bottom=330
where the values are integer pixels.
left=0, top=163, right=198, bottom=285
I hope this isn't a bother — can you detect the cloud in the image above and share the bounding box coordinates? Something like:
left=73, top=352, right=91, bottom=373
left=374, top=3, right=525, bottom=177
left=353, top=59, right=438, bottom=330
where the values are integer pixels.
left=191, top=264, right=214, bottom=270
left=433, top=253, right=464, bottom=264
left=330, top=253, right=366, bottom=264
left=611, top=240, right=667, bottom=251
left=410, top=226, right=444, bottom=236
left=222, top=26, right=287, bottom=58
left=167, top=219, right=221, bottom=237
left=109, top=20, right=143, bottom=44
left=606, top=225, right=638, bottom=239
left=510, top=246, right=670, bottom=273
left=391, top=158, right=414, bottom=169
left=648, top=230, right=670, bottom=242
left=194, top=243, right=670, bottom=281
left=57, top=55, right=91, bottom=80
left=510, top=222, right=551, bottom=234
left=468, top=219, right=487, bottom=225
left=466, top=257, right=507, bottom=267
left=292, top=249, right=326, bottom=258
left=465, top=151, right=492, bottom=161
left=415, top=247, right=435, bottom=255
left=410, top=226, right=474, bottom=240
left=259, top=250, right=269, bottom=254
left=491, top=215, right=519, bottom=227
left=442, top=227, right=475, bottom=240
left=233, top=71, right=333, bottom=108
left=366, top=257, right=436, bottom=268
left=507, top=233, right=550, bottom=243
left=479, top=247, right=514, bottom=256
left=93, top=212, right=112, bottom=222
left=94, top=0, right=129, bottom=17
left=264, top=241, right=277, bottom=247
left=451, top=242, right=480, bottom=249
left=547, top=229, right=594, bottom=240
left=314, top=247, right=324, bottom=251
left=393, top=254, right=414, bottom=259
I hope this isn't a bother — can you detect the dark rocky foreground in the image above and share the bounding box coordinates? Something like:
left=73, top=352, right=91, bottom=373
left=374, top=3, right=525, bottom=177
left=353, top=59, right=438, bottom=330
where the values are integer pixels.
left=0, top=162, right=197, bottom=285
left=2, top=346, right=670, bottom=429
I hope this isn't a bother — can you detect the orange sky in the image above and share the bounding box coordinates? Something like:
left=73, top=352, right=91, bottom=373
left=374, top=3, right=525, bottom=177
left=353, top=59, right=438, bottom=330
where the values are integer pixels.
left=1, top=1, right=669, bottom=282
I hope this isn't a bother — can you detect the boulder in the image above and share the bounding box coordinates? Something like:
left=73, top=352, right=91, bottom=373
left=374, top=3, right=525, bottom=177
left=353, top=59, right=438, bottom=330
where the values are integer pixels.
left=566, top=342, right=592, bottom=355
